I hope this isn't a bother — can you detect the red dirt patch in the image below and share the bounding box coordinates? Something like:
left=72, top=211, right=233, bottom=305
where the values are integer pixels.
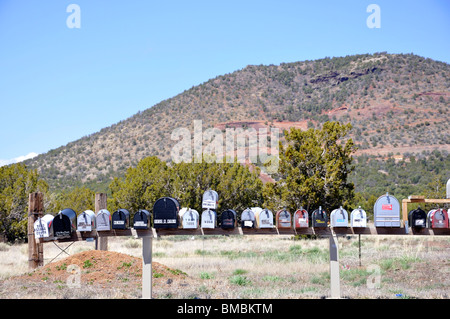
left=20, top=250, right=188, bottom=285
left=6, top=250, right=196, bottom=298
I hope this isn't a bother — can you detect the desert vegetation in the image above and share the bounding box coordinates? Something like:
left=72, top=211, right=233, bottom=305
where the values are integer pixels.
left=23, top=53, right=449, bottom=192
left=0, top=234, right=448, bottom=299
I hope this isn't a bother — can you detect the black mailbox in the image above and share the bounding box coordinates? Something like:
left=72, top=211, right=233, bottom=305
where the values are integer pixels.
left=53, top=208, right=77, bottom=238
left=312, top=206, right=328, bottom=227
left=112, top=209, right=130, bottom=229
left=408, top=207, right=427, bottom=229
left=133, top=209, right=151, bottom=230
left=153, top=197, right=180, bottom=229
left=220, top=209, right=237, bottom=229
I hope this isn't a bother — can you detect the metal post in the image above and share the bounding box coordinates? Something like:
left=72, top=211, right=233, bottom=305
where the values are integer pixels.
left=329, top=234, right=340, bottom=299
left=142, top=235, right=152, bottom=299
left=359, top=234, right=362, bottom=267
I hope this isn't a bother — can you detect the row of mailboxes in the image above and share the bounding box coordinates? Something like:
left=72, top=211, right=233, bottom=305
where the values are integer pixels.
left=408, top=207, right=448, bottom=229
left=33, top=208, right=152, bottom=239
left=33, top=192, right=448, bottom=238
left=33, top=208, right=78, bottom=239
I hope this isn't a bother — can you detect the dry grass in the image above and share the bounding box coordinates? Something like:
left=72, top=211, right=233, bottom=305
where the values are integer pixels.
left=0, top=234, right=448, bottom=299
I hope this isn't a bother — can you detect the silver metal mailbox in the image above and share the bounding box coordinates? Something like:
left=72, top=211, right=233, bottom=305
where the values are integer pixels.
left=330, top=206, right=349, bottom=227
left=202, top=190, right=218, bottom=210
left=350, top=206, right=367, bottom=228
left=447, top=178, right=450, bottom=199
left=77, top=210, right=96, bottom=231
left=373, top=193, right=401, bottom=227
left=241, top=208, right=256, bottom=228
left=179, top=207, right=199, bottom=229
left=96, top=209, right=111, bottom=231
left=255, top=208, right=274, bottom=229
left=201, top=209, right=217, bottom=229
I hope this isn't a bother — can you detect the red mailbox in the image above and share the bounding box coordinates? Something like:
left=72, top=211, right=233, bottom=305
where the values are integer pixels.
left=294, top=208, right=309, bottom=228
left=427, top=208, right=448, bottom=229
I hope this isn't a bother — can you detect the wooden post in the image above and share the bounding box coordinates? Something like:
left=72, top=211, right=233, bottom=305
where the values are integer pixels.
left=142, top=236, right=152, bottom=299
left=402, top=199, right=409, bottom=224
left=329, top=234, right=340, bottom=299
left=95, top=193, right=108, bottom=251
left=28, top=192, right=44, bottom=269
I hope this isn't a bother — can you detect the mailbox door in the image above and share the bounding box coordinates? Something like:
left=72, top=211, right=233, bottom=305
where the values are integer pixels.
left=96, top=209, right=111, bottom=231
left=409, top=208, right=426, bottom=228
left=133, top=210, right=150, bottom=230
left=312, top=208, right=327, bottom=227
left=241, top=208, right=255, bottom=228
left=112, top=209, right=130, bottom=229
left=53, top=209, right=76, bottom=238
left=276, top=209, right=292, bottom=229
left=201, top=209, right=216, bottom=229
left=77, top=210, right=95, bottom=231
left=53, top=214, right=70, bottom=238
left=34, top=215, right=54, bottom=239
left=373, top=193, right=401, bottom=227
left=331, top=207, right=348, bottom=227
left=220, top=209, right=236, bottom=229
left=181, top=208, right=199, bottom=229
left=153, top=197, right=180, bottom=229
left=350, top=207, right=367, bottom=227
left=258, top=209, right=274, bottom=228
left=294, top=209, right=309, bottom=228
left=431, top=209, right=448, bottom=228
left=202, top=190, right=218, bottom=210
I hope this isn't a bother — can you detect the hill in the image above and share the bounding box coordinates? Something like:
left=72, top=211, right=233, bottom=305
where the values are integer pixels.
left=24, top=53, right=450, bottom=191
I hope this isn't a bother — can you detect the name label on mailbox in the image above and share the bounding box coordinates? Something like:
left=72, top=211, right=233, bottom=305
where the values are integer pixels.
left=154, top=219, right=177, bottom=224
left=34, top=220, right=49, bottom=238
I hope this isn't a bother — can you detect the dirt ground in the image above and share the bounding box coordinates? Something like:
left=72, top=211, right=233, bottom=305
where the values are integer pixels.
left=0, top=235, right=448, bottom=299
left=0, top=250, right=195, bottom=299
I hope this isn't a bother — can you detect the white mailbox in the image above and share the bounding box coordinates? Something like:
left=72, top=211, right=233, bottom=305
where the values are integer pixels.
left=330, top=206, right=349, bottom=227
left=77, top=210, right=96, bottom=231
left=255, top=208, right=274, bottom=229
left=202, top=190, right=219, bottom=210
left=201, top=209, right=217, bottom=229
left=179, top=208, right=199, bottom=229
left=96, top=209, right=111, bottom=231
left=350, top=206, right=367, bottom=227
left=241, top=208, right=256, bottom=228
left=34, top=214, right=54, bottom=239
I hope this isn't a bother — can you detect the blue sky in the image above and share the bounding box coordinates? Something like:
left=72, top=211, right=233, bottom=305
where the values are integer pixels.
left=0, top=0, right=449, bottom=164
